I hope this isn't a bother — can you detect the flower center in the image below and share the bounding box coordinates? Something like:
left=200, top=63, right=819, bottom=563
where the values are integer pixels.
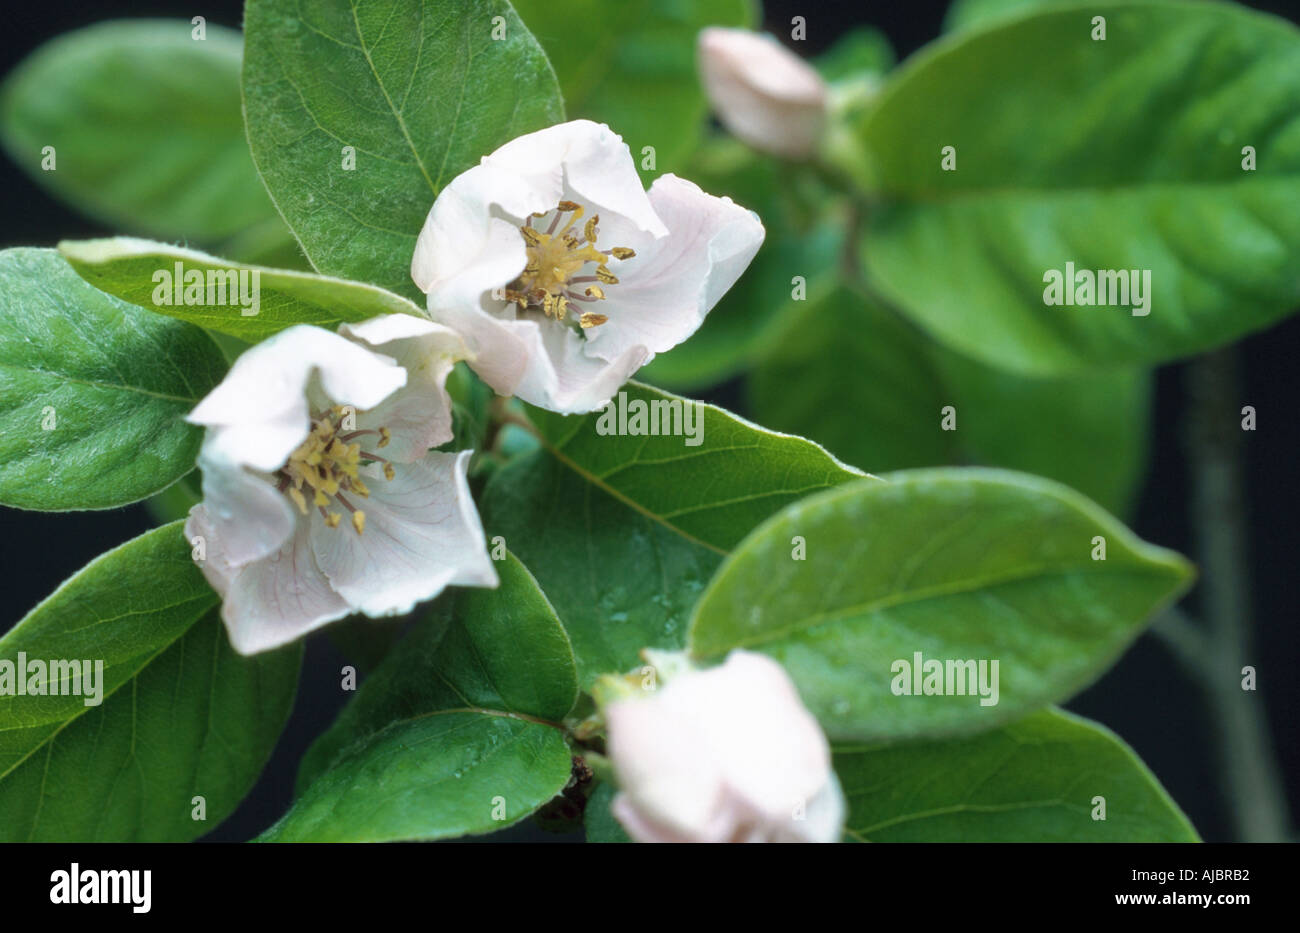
left=276, top=405, right=394, bottom=535
left=506, top=200, right=635, bottom=330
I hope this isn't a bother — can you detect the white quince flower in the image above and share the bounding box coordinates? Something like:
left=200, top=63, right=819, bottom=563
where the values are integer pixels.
left=698, top=27, right=828, bottom=160
left=184, top=316, right=497, bottom=655
left=605, top=650, right=845, bottom=843
left=410, top=119, right=764, bottom=414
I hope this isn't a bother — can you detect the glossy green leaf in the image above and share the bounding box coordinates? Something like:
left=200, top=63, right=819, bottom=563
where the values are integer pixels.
left=60, top=237, right=426, bottom=342
left=268, top=552, right=576, bottom=842
left=858, top=0, right=1300, bottom=374
left=0, top=20, right=282, bottom=242
left=0, top=522, right=300, bottom=841
left=480, top=381, right=867, bottom=686
left=943, top=0, right=1064, bottom=33
left=689, top=468, right=1194, bottom=741
left=0, top=248, right=226, bottom=511
left=584, top=780, right=632, bottom=843
left=815, top=26, right=895, bottom=81
left=835, top=708, right=1198, bottom=841
left=749, top=284, right=1151, bottom=514
left=242, top=0, right=564, bottom=301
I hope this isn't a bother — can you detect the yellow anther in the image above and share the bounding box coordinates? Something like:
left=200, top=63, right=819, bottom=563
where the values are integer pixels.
left=352, top=510, right=366, bottom=535
left=279, top=407, right=396, bottom=526
left=508, top=199, right=635, bottom=329
left=288, top=487, right=308, bottom=514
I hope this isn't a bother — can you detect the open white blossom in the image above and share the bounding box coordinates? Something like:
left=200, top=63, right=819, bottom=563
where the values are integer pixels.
left=698, top=27, right=828, bottom=160
left=605, top=650, right=845, bottom=843
left=411, top=119, right=764, bottom=414
left=185, top=317, right=497, bottom=655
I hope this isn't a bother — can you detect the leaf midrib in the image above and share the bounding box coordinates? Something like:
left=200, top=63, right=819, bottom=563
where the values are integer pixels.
left=695, top=562, right=1179, bottom=655
left=0, top=360, right=203, bottom=405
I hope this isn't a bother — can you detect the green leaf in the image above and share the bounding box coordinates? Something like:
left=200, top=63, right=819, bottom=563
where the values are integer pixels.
left=943, top=0, right=1065, bottom=33
left=480, top=381, right=867, bottom=686
left=242, top=0, right=565, bottom=302
left=642, top=139, right=842, bottom=389
left=749, top=284, right=1151, bottom=515
left=59, top=237, right=427, bottom=342
left=512, top=0, right=754, bottom=184
left=0, top=20, right=282, bottom=242
left=835, top=708, right=1198, bottom=841
left=857, top=0, right=1300, bottom=374
left=814, top=26, right=895, bottom=81
left=688, top=468, right=1194, bottom=741
left=584, top=780, right=632, bottom=843
left=268, top=551, right=576, bottom=842
left=0, top=522, right=300, bottom=841
left=0, top=248, right=226, bottom=511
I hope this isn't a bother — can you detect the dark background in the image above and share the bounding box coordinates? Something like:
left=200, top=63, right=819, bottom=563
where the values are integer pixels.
left=2, top=0, right=1297, bottom=843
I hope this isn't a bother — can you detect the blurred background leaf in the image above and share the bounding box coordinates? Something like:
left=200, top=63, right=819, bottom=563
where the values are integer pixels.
left=856, top=1, right=1300, bottom=374
left=749, top=284, right=1151, bottom=515
left=0, top=20, right=300, bottom=264
left=513, top=0, right=756, bottom=184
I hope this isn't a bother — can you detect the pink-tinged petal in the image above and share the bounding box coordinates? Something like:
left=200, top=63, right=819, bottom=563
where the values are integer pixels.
left=431, top=300, right=648, bottom=415
left=582, top=174, right=765, bottom=364
left=185, top=504, right=234, bottom=598
left=607, top=691, right=730, bottom=840
left=604, top=650, right=842, bottom=843
left=484, top=120, right=667, bottom=241
left=779, top=774, right=846, bottom=843
left=189, top=325, right=407, bottom=472
left=193, top=441, right=296, bottom=568
left=339, top=315, right=467, bottom=461
left=310, top=450, right=497, bottom=617
left=688, top=652, right=833, bottom=821
left=411, top=160, right=539, bottom=303
left=217, top=517, right=351, bottom=655
left=411, top=121, right=667, bottom=325
left=698, top=28, right=828, bottom=160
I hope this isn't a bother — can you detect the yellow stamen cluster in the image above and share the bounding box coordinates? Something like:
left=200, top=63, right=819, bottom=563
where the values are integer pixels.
left=505, top=200, right=635, bottom=330
left=279, top=406, right=393, bottom=535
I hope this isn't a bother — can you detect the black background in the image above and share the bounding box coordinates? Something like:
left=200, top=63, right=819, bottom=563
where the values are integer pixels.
left=1, top=0, right=1297, bottom=844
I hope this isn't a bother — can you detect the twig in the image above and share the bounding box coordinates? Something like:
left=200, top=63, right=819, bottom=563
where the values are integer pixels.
left=1185, top=348, right=1290, bottom=842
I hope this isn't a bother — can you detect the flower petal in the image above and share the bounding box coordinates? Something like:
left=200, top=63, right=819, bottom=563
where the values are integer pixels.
left=690, top=651, right=833, bottom=820
left=310, top=449, right=497, bottom=617
left=339, top=314, right=467, bottom=462
left=192, top=440, right=297, bottom=568
left=410, top=160, right=538, bottom=306
left=214, top=515, right=351, bottom=655
left=698, top=28, right=828, bottom=160
left=582, top=174, right=765, bottom=364
left=431, top=301, right=648, bottom=414
left=188, top=325, right=407, bottom=472
left=606, top=691, right=730, bottom=840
